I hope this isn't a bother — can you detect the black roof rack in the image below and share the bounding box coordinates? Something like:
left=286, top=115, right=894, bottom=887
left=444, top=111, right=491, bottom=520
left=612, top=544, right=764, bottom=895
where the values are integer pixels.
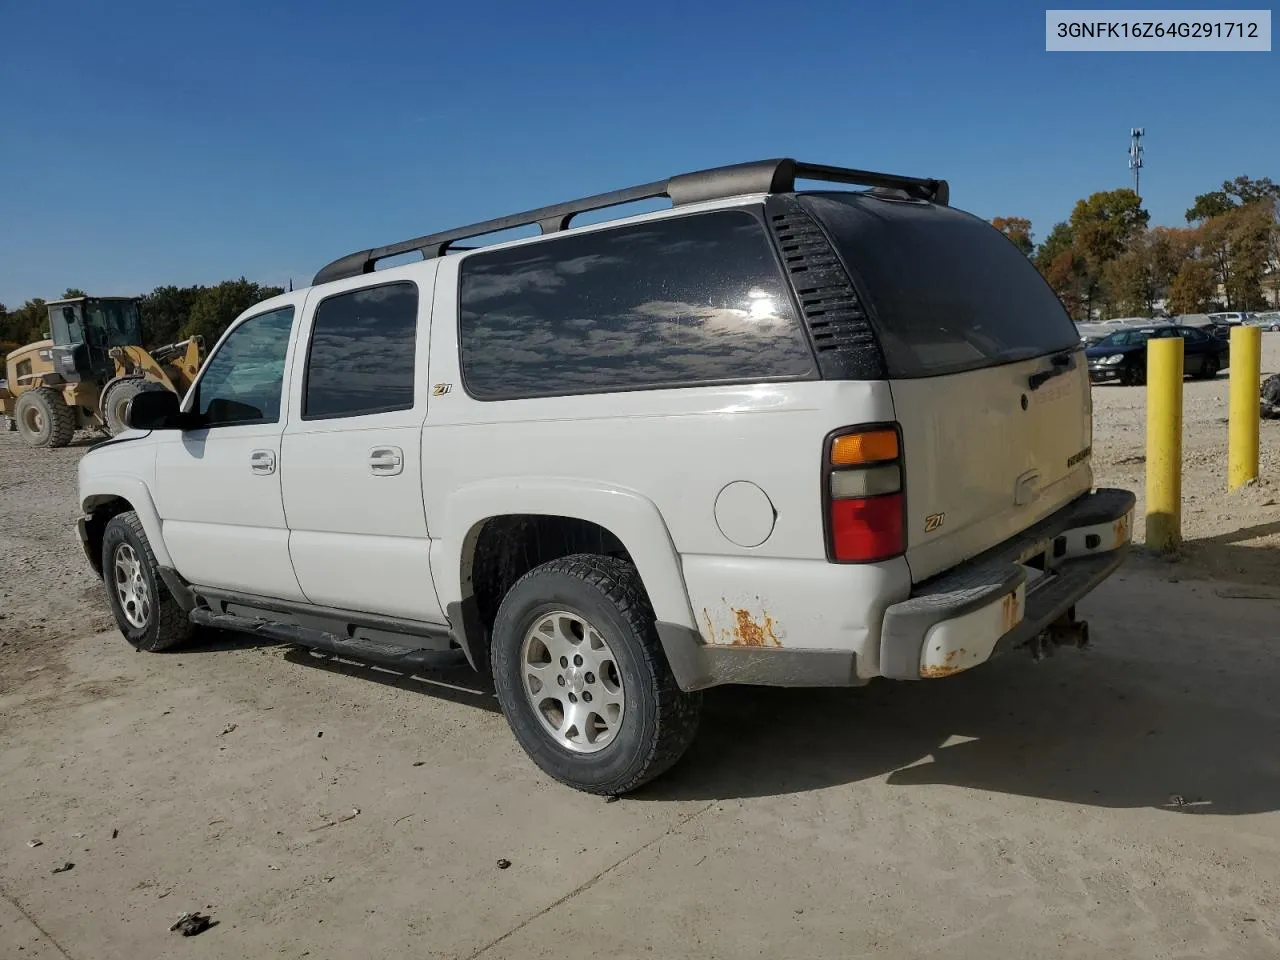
left=312, top=158, right=949, bottom=286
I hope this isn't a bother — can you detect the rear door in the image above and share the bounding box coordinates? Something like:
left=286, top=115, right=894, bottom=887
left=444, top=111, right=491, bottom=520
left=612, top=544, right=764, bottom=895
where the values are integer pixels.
left=279, top=266, right=445, bottom=625
left=801, top=193, right=1092, bottom=581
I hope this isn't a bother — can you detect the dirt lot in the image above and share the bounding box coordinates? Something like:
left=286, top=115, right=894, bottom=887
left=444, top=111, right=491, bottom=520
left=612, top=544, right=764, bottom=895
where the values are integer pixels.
left=2, top=344, right=1278, bottom=960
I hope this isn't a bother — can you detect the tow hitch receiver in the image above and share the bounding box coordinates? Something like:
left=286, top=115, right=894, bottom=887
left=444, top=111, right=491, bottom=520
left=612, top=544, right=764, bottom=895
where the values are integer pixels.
left=1028, top=607, right=1090, bottom=660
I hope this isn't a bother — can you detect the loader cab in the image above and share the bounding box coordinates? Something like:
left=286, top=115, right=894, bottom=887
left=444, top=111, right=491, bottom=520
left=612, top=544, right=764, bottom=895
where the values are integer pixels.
left=47, top=296, right=143, bottom=383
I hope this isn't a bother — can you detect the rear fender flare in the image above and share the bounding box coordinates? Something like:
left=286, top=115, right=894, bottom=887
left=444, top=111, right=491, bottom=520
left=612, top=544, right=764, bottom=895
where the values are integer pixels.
left=435, top=479, right=697, bottom=630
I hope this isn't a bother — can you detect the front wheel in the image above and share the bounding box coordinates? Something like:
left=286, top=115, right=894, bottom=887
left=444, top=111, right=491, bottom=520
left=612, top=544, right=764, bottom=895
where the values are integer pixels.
left=1198, top=355, right=1219, bottom=379
left=101, top=511, right=194, bottom=652
left=491, top=554, right=701, bottom=794
left=1122, top=364, right=1146, bottom=387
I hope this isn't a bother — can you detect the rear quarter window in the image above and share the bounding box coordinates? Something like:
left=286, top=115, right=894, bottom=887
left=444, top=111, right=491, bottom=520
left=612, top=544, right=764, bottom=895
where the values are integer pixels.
left=800, top=193, right=1080, bottom=378
left=457, top=209, right=818, bottom=400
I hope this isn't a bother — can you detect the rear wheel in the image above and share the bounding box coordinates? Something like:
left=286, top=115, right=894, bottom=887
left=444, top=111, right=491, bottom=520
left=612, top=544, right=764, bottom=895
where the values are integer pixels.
left=491, top=554, right=701, bottom=794
left=101, top=511, right=194, bottom=652
left=102, top=377, right=166, bottom=435
left=14, top=387, right=75, bottom=447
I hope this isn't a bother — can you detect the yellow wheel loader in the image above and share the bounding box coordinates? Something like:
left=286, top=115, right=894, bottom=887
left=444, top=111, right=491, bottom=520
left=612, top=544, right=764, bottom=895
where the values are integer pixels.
left=0, top=296, right=204, bottom=448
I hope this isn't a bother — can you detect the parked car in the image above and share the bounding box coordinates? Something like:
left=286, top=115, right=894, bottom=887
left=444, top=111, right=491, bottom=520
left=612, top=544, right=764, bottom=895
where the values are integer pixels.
left=1086, top=325, right=1230, bottom=386
left=1244, top=312, right=1280, bottom=332
left=76, top=158, right=1134, bottom=794
left=1207, top=311, right=1250, bottom=326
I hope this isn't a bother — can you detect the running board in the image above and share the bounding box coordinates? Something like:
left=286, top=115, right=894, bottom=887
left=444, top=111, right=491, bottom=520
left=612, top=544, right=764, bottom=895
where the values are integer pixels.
left=188, top=609, right=468, bottom=671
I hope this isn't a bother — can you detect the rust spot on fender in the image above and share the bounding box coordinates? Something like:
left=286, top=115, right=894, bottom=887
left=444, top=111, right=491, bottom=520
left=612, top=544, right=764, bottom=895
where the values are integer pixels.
left=730, top=608, right=782, bottom=647
left=702, top=605, right=782, bottom=646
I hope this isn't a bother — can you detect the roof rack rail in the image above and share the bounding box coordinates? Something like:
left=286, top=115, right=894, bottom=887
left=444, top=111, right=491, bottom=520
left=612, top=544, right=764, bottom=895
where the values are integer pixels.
left=312, top=158, right=948, bottom=285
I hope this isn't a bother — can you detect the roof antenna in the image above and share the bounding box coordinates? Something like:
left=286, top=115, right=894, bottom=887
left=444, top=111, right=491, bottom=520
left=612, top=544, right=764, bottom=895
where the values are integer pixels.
left=288, top=277, right=293, bottom=292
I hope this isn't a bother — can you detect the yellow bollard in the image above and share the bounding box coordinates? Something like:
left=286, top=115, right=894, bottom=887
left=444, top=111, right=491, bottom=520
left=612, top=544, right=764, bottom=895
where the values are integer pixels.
left=1228, top=325, right=1261, bottom=490
left=1145, top=336, right=1183, bottom=553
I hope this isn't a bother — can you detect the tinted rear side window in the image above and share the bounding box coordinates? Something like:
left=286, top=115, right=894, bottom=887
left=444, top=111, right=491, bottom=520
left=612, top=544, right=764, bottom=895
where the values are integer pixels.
left=801, top=194, right=1079, bottom=378
left=304, top=281, right=417, bottom=419
left=458, top=210, right=817, bottom=400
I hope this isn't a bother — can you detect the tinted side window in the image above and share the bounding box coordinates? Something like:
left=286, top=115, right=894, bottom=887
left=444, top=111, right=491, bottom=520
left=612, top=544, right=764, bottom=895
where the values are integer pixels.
left=458, top=210, right=817, bottom=400
left=195, top=306, right=294, bottom=427
left=801, top=193, right=1081, bottom=378
left=1182, top=327, right=1207, bottom=342
left=303, top=281, right=417, bottom=419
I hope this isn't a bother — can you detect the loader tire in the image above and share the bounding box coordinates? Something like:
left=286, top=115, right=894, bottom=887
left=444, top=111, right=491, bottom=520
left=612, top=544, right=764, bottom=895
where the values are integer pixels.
left=102, top=377, right=166, bottom=435
left=14, top=388, right=76, bottom=448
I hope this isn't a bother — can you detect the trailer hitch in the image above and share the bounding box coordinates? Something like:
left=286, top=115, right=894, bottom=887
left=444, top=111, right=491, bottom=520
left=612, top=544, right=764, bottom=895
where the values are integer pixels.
left=1028, top=607, right=1090, bottom=661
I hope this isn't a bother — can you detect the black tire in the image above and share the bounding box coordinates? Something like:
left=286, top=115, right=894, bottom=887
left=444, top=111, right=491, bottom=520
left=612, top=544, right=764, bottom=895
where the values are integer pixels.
left=101, top=511, right=194, bottom=652
left=1198, top=355, right=1219, bottom=379
left=101, top=377, right=166, bottom=435
left=1121, top=364, right=1146, bottom=387
left=14, top=387, right=76, bottom=447
left=491, top=554, right=701, bottom=795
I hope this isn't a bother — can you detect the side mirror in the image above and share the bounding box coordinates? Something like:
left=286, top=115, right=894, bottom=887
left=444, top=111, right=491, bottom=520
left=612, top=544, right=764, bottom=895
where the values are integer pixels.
left=124, top=390, right=182, bottom=431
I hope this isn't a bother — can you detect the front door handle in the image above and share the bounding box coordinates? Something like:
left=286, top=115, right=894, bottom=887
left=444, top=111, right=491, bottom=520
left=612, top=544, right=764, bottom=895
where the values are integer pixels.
left=369, top=446, right=404, bottom=476
left=249, top=449, right=276, bottom=475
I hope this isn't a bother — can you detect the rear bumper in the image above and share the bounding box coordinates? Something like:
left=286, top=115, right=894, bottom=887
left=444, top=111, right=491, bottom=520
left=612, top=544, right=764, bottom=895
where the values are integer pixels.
left=878, top=487, right=1135, bottom=679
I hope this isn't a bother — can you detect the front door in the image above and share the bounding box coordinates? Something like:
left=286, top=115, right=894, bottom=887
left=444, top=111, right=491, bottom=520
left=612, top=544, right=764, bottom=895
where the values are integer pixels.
left=152, top=301, right=306, bottom=600
left=279, top=270, right=444, bottom=624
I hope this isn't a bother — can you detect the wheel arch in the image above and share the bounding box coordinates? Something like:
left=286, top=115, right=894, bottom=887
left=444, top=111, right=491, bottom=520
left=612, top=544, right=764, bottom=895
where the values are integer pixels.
left=81, top=477, right=173, bottom=570
left=436, top=480, right=697, bottom=669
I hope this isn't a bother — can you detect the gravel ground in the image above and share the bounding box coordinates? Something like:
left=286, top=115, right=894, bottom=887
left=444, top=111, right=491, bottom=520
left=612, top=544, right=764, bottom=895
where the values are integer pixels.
left=1, top=348, right=1278, bottom=959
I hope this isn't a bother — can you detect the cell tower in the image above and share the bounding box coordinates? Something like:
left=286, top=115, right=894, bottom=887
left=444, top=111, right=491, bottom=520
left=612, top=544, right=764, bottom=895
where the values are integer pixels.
left=1128, top=127, right=1144, bottom=199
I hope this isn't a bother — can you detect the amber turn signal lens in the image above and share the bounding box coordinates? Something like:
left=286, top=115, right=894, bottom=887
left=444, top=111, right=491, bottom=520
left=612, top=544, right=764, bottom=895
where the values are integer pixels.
left=830, top=430, right=898, bottom=465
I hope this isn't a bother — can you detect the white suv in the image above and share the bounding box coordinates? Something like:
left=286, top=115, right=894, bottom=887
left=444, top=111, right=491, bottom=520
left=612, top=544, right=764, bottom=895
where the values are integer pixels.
left=77, top=159, right=1134, bottom=794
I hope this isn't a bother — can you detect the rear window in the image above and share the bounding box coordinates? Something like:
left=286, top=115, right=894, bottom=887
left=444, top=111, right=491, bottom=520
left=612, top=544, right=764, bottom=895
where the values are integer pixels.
left=800, top=193, right=1080, bottom=378
left=457, top=210, right=818, bottom=400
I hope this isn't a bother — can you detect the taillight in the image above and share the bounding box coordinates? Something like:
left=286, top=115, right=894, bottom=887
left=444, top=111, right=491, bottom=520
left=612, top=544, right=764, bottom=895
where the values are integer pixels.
left=823, top=425, right=905, bottom=563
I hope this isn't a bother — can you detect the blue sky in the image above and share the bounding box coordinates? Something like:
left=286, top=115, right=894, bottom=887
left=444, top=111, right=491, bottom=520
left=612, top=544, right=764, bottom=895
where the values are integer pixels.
left=1, top=0, right=1276, bottom=306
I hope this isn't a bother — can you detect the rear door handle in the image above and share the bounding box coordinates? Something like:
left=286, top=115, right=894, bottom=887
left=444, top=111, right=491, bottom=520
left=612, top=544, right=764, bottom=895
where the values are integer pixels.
left=249, top=449, right=276, bottom=475
left=369, top=446, right=404, bottom=476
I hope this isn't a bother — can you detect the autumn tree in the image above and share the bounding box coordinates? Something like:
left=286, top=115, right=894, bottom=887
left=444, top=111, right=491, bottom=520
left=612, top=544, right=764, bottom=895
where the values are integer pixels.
left=991, top=216, right=1033, bottom=255
left=1166, top=259, right=1215, bottom=314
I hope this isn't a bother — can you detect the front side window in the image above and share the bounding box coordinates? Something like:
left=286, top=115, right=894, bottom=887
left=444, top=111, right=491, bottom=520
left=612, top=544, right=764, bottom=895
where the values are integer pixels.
left=458, top=210, right=817, bottom=400
left=194, top=306, right=294, bottom=427
left=303, top=281, right=418, bottom=419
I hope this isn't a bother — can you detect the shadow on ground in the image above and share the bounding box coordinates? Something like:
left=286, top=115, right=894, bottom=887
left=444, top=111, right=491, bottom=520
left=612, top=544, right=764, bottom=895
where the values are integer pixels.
left=169, top=568, right=1279, bottom=815
left=639, top=568, right=1280, bottom=814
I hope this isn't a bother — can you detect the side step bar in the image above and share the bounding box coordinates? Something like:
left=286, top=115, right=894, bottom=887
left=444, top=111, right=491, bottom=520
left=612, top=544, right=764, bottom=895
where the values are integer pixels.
left=188, top=609, right=467, bottom=671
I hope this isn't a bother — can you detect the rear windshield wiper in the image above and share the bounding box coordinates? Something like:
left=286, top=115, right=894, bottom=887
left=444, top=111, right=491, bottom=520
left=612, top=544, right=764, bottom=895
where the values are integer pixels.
left=1027, top=350, right=1075, bottom=391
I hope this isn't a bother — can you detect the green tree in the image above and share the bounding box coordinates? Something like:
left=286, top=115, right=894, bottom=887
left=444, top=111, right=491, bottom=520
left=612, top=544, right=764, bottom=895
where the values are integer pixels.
left=1166, top=259, right=1215, bottom=314
left=6, top=299, right=49, bottom=344
left=181, top=279, right=284, bottom=342
left=991, top=216, right=1033, bottom=255
left=62, top=287, right=87, bottom=299
left=1186, top=175, right=1280, bottom=222
left=139, top=284, right=204, bottom=346
left=1069, top=189, right=1150, bottom=267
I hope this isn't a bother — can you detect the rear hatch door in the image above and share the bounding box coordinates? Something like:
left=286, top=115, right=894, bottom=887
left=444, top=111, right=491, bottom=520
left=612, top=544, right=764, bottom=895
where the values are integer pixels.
left=801, top=193, right=1093, bottom=582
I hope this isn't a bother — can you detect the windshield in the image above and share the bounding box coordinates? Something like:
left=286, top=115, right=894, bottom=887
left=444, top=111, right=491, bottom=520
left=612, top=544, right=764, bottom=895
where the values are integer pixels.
left=85, top=300, right=143, bottom=347
left=1097, top=329, right=1158, bottom=347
